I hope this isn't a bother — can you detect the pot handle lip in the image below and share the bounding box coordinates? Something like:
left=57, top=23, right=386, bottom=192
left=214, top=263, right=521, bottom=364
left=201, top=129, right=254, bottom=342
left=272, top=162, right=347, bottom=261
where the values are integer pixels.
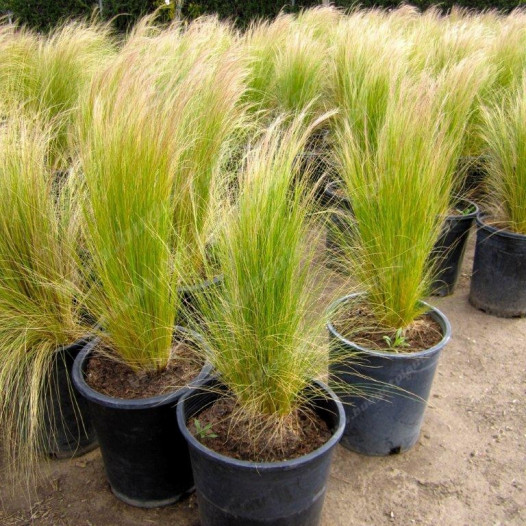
left=72, top=326, right=211, bottom=410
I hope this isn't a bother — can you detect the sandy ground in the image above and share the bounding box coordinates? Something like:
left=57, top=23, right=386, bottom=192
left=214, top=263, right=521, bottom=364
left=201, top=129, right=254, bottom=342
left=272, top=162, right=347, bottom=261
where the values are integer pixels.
left=0, top=236, right=525, bottom=526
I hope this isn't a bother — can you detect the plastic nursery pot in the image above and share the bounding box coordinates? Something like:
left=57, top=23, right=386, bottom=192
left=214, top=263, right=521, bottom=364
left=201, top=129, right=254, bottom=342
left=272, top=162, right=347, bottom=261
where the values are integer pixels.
left=431, top=199, right=479, bottom=297
left=323, top=181, right=353, bottom=213
left=457, top=156, right=487, bottom=200
left=45, top=338, right=98, bottom=459
left=178, top=275, right=223, bottom=326
left=469, top=215, right=526, bottom=317
left=298, top=129, right=334, bottom=202
left=177, top=378, right=345, bottom=526
left=72, top=326, right=212, bottom=508
left=327, top=293, right=451, bottom=456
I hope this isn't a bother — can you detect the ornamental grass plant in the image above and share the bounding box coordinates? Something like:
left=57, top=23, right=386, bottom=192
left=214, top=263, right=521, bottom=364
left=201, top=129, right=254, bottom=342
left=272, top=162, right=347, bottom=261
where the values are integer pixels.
left=241, top=14, right=293, bottom=113
left=480, top=77, right=526, bottom=234
left=333, top=75, right=464, bottom=330
left=487, top=11, right=526, bottom=98
left=0, top=0, right=525, bottom=466
left=78, top=65, right=184, bottom=372
left=190, top=114, right=336, bottom=454
left=295, top=4, right=342, bottom=44
left=330, top=14, right=409, bottom=159
left=77, top=42, right=247, bottom=373
left=120, top=14, right=237, bottom=94
left=0, top=20, right=37, bottom=102
left=434, top=55, right=495, bottom=195
left=406, top=7, right=490, bottom=75
left=0, top=113, right=88, bottom=476
left=159, top=44, right=249, bottom=279
left=270, top=24, right=328, bottom=117
left=0, top=19, right=115, bottom=170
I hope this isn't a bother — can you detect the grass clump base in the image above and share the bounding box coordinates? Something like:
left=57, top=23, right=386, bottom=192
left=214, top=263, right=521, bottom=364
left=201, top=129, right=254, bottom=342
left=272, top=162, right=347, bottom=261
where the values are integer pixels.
left=189, top=395, right=330, bottom=462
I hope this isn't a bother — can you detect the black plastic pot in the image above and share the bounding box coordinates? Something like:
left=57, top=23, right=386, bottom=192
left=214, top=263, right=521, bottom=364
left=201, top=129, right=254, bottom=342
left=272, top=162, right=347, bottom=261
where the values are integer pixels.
left=323, top=181, right=353, bottom=212
left=431, top=200, right=478, bottom=296
left=328, top=293, right=451, bottom=456
left=457, top=155, right=487, bottom=200
left=45, top=338, right=98, bottom=458
left=72, top=327, right=212, bottom=508
left=469, top=215, right=526, bottom=317
left=178, top=275, right=223, bottom=326
left=177, top=378, right=345, bottom=526
left=298, top=129, right=335, bottom=203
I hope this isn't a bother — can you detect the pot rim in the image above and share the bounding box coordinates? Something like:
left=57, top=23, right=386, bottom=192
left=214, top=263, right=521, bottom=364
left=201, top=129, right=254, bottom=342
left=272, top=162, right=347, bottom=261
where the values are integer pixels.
left=177, top=379, right=345, bottom=471
left=476, top=213, right=526, bottom=241
left=72, top=326, right=211, bottom=410
left=445, top=198, right=479, bottom=220
left=178, top=274, right=223, bottom=295
left=324, top=181, right=353, bottom=209
left=327, top=292, right=451, bottom=359
left=55, top=335, right=92, bottom=355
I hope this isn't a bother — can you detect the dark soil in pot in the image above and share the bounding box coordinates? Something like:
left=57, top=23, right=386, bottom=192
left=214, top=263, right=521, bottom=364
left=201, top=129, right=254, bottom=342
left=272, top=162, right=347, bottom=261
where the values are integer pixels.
left=331, top=302, right=443, bottom=353
left=177, top=378, right=345, bottom=526
left=187, top=394, right=330, bottom=462
left=44, top=338, right=98, bottom=459
left=85, top=344, right=200, bottom=399
left=72, top=327, right=211, bottom=508
left=469, top=215, right=526, bottom=317
left=431, top=199, right=478, bottom=296
left=328, top=293, right=451, bottom=456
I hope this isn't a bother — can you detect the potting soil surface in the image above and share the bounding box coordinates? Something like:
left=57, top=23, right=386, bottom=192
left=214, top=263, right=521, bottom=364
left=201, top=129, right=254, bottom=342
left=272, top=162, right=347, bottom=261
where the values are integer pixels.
left=188, top=396, right=331, bottom=462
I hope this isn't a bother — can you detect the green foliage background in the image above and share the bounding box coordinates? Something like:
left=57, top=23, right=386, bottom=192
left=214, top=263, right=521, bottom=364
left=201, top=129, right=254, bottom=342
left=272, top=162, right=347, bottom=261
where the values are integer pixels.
left=1, top=0, right=525, bottom=31
left=184, top=0, right=525, bottom=23
left=0, top=0, right=153, bottom=31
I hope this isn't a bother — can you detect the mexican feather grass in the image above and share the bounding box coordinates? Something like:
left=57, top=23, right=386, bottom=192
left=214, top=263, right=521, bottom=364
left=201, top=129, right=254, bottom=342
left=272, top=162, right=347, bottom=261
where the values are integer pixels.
left=0, top=113, right=87, bottom=478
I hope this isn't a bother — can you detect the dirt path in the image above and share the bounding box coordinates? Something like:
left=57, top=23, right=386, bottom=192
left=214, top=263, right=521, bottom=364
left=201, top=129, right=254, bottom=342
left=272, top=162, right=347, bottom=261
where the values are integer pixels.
left=1, top=238, right=525, bottom=526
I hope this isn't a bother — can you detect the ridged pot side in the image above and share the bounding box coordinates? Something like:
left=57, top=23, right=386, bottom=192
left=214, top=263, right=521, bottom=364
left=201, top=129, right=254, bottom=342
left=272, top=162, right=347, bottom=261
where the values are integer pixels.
left=469, top=216, right=526, bottom=318
left=328, top=293, right=451, bottom=456
left=177, top=378, right=345, bottom=526
left=72, top=327, right=212, bottom=508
